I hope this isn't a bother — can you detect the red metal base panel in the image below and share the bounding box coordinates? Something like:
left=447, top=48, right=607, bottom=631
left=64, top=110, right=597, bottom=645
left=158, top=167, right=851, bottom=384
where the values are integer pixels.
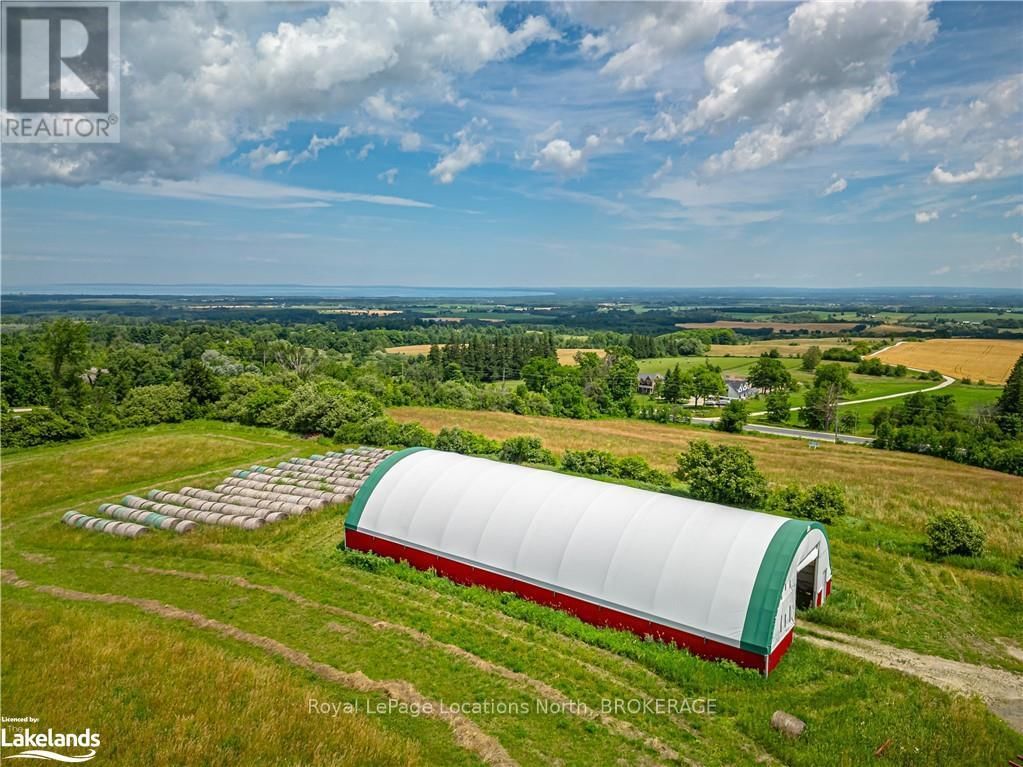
left=345, top=528, right=793, bottom=674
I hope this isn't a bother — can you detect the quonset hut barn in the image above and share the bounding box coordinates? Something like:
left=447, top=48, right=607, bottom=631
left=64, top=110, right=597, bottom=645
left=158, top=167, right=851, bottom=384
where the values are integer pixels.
left=344, top=448, right=831, bottom=674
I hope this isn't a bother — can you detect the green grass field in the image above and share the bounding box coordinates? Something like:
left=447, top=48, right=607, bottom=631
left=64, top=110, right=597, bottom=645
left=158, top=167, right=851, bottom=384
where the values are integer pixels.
left=3, top=420, right=1022, bottom=765
left=750, top=381, right=1002, bottom=436
left=636, top=356, right=936, bottom=418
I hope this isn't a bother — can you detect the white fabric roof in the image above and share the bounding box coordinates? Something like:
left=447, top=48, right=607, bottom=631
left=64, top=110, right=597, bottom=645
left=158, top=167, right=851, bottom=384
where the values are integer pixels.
left=351, top=449, right=827, bottom=651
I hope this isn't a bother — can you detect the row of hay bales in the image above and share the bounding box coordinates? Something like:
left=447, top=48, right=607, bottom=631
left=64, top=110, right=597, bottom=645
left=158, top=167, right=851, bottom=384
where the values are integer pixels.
left=61, top=446, right=393, bottom=538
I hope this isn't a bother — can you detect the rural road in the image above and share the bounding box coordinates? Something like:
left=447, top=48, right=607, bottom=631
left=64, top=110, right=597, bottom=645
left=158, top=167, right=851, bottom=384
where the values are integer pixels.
left=744, top=424, right=873, bottom=444
left=689, top=418, right=874, bottom=444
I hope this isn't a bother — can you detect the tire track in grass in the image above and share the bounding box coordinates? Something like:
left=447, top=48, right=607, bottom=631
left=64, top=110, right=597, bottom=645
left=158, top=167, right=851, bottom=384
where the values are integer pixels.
left=124, top=564, right=682, bottom=764
left=1, top=569, right=518, bottom=767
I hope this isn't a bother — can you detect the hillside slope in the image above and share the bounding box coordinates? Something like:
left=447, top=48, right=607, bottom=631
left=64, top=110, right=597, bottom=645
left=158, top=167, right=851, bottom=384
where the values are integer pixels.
left=2, top=422, right=1021, bottom=765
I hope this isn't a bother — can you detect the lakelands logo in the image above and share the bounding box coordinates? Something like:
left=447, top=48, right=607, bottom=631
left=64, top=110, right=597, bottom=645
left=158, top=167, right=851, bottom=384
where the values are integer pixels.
left=1, top=724, right=101, bottom=762
left=2, top=1, right=120, bottom=142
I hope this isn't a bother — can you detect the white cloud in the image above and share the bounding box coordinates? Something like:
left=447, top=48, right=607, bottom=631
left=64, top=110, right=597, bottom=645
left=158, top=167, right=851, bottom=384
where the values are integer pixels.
left=930, top=265, right=951, bottom=275
left=363, top=93, right=417, bottom=123
left=651, top=157, right=673, bottom=183
left=964, top=251, right=1023, bottom=273
left=399, top=132, right=422, bottom=152
left=672, top=1, right=936, bottom=174
left=242, top=144, right=291, bottom=171
left=823, top=176, right=848, bottom=196
left=356, top=143, right=374, bottom=161
left=915, top=210, right=939, bottom=223
left=896, top=108, right=952, bottom=145
left=532, top=135, right=600, bottom=176
left=2, top=3, right=558, bottom=186
left=1006, top=204, right=1023, bottom=218
left=290, top=126, right=352, bottom=168
left=102, top=173, right=431, bottom=209
left=430, top=118, right=488, bottom=184
left=569, top=3, right=731, bottom=91
left=1014, top=232, right=1023, bottom=246
left=378, top=168, right=399, bottom=185
left=930, top=138, right=1023, bottom=185
left=897, top=76, right=1022, bottom=146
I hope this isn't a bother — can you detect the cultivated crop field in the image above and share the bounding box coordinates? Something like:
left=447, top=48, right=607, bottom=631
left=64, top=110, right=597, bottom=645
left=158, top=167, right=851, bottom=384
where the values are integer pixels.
left=3, top=421, right=1022, bottom=766
left=676, top=320, right=862, bottom=332
left=382, top=345, right=606, bottom=367
left=874, top=339, right=1023, bottom=384
left=384, top=343, right=437, bottom=356
left=707, top=338, right=866, bottom=356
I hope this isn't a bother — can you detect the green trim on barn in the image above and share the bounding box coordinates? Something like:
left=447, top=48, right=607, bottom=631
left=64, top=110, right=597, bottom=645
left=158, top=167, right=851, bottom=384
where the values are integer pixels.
left=740, top=519, right=827, bottom=655
left=345, top=447, right=428, bottom=532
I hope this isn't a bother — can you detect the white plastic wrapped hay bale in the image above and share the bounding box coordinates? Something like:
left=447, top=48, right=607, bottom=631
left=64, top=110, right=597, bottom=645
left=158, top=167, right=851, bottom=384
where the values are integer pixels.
left=121, top=496, right=263, bottom=530
left=62, top=510, right=149, bottom=539
left=177, top=487, right=303, bottom=517
left=147, top=490, right=286, bottom=523
left=212, top=482, right=318, bottom=512
left=97, top=503, right=197, bottom=533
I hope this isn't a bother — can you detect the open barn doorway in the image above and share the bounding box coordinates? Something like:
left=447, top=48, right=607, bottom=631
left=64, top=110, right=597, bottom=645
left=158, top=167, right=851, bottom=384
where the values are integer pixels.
left=795, top=548, right=819, bottom=610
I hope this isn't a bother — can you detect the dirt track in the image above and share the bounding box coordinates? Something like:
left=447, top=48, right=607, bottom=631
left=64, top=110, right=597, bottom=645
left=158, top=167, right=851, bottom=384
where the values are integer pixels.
left=798, top=624, right=1023, bottom=733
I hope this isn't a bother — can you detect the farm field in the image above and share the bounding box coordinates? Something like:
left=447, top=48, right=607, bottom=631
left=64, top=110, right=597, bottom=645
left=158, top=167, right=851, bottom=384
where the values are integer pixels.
left=637, top=355, right=802, bottom=376
left=774, top=382, right=1005, bottom=436
left=3, top=421, right=1022, bottom=766
left=556, top=348, right=607, bottom=364
left=707, top=338, right=871, bottom=356
left=676, top=320, right=862, bottom=332
left=873, top=339, right=1023, bottom=384
left=635, top=356, right=935, bottom=415
left=384, top=343, right=436, bottom=355
left=382, top=345, right=606, bottom=367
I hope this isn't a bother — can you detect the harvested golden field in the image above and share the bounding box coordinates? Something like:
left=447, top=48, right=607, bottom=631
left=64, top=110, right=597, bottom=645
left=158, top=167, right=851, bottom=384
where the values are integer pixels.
left=873, top=339, right=1023, bottom=384
left=708, top=337, right=863, bottom=356
left=384, top=346, right=607, bottom=366
left=676, top=320, right=860, bottom=332
left=384, top=343, right=436, bottom=355
left=557, top=348, right=607, bottom=365
left=390, top=407, right=1023, bottom=557
left=863, top=323, right=931, bottom=336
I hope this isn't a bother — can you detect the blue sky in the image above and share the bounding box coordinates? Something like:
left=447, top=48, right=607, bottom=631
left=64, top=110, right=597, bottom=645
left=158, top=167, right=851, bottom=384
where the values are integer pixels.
left=3, top=1, right=1021, bottom=290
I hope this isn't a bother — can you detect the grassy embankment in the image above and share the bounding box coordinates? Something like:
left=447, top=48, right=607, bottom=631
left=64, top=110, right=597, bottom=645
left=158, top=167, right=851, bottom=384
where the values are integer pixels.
left=3, top=420, right=1021, bottom=765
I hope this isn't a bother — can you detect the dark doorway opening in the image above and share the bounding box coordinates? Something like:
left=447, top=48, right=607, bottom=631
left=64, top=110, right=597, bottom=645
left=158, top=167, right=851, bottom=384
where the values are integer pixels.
left=796, top=558, right=817, bottom=610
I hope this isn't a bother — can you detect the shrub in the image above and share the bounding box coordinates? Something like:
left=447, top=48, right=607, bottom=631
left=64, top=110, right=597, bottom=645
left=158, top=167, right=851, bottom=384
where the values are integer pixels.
left=925, top=512, right=985, bottom=558
left=119, top=382, right=189, bottom=427
left=764, top=391, right=791, bottom=424
left=675, top=440, right=767, bottom=507
left=391, top=421, right=436, bottom=448
left=767, top=483, right=847, bottom=524
left=0, top=408, right=88, bottom=448
left=499, top=436, right=556, bottom=465
left=561, top=449, right=670, bottom=486
left=434, top=427, right=500, bottom=455
left=803, top=483, right=847, bottom=523
left=715, top=400, right=748, bottom=433
left=278, top=381, right=383, bottom=435
left=562, top=449, right=618, bottom=476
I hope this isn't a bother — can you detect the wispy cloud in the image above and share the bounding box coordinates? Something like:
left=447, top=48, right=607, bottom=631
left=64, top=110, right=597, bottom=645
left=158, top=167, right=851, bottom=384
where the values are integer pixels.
left=102, top=174, right=432, bottom=209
